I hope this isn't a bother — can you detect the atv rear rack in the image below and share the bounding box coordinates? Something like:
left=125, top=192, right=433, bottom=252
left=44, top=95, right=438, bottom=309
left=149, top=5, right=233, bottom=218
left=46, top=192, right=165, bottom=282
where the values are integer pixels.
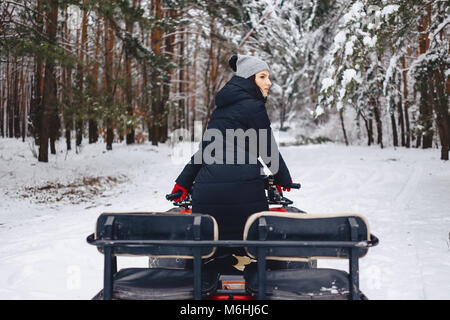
left=87, top=215, right=379, bottom=300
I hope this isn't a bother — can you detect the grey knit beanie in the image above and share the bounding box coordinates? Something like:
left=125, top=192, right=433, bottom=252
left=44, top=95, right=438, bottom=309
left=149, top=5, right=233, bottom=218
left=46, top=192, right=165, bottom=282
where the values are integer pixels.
left=233, top=54, right=270, bottom=79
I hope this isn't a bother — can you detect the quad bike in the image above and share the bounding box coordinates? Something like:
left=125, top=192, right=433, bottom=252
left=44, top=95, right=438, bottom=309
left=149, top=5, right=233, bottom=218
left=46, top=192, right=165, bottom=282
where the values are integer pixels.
left=87, top=175, right=379, bottom=300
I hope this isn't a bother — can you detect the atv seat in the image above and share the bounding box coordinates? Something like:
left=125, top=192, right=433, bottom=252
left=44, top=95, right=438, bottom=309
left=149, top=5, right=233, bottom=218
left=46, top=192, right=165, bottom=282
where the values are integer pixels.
left=87, top=212, right=220, bottom=300
left=243, top=212, right=378, bottom=300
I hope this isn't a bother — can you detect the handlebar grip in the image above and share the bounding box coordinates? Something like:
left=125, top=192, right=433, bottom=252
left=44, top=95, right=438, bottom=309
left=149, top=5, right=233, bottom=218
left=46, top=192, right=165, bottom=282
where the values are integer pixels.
left=166, top=191, right=183, bottom=201
left=288, top=183, right=301, bottom=189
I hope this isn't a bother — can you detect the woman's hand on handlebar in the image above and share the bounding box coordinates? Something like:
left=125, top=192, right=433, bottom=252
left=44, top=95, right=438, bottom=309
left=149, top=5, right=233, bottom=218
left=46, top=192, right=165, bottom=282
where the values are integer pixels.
left=276, top=180, right=293, bottom=194
left=170, top=183, right=188, bottom=202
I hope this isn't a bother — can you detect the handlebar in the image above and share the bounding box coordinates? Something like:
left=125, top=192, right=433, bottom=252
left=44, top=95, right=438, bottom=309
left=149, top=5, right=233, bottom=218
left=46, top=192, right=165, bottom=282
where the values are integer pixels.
left=165, top=175, right=301, bottom=204
left=287, top=182, right=301, bottom=189
left=166, top=191, right=183, bottom=201
left=264, top=175, right=301, bottom=190
left=288, top=183, right=302, bottom=189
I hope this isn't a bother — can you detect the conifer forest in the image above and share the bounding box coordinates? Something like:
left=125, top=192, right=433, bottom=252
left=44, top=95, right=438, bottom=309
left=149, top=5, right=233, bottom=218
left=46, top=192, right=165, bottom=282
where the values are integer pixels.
left=0, top=0, right=449, bottom=161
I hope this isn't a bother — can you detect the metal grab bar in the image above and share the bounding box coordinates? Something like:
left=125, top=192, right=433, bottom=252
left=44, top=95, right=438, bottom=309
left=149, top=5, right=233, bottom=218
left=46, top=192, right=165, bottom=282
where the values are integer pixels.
left=87, top=233, right=379, bottom=249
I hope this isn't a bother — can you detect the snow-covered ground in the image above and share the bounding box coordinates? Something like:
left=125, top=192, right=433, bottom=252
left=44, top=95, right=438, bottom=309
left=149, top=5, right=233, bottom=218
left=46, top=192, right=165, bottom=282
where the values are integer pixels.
left=0, top=135, right=449, bottom=300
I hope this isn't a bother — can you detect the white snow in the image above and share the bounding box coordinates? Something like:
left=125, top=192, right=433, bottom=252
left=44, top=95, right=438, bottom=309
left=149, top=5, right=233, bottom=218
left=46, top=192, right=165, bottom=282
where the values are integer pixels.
left=343, top=2, right=365, bottom=24
left=342, top=68, right=361, bottom=86
left=0, top=136, right=449, bottom=300
left=314, top=105, right=325, bottom=118
left=363, top=35, right=377, bottom=47
left=383, top=55, right=400, bottom=94
left=333, top=30, right=348, bottom=49
left=381, top=5, right=400, bottom=18
left=321, top=78, right=335, bottom=92
left=344, top=40, right=354, bottom=57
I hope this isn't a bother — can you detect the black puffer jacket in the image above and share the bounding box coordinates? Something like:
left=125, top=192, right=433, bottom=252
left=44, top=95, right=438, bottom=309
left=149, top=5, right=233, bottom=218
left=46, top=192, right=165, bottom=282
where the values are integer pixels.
left=175, top=76, right=292, bottom=240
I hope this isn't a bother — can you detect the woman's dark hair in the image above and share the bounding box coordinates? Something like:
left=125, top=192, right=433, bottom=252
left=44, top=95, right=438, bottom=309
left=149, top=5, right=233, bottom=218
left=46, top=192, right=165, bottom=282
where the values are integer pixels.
left=229, top=55, right=238, bottom=72
left=247, top=74, right=265, bottom=100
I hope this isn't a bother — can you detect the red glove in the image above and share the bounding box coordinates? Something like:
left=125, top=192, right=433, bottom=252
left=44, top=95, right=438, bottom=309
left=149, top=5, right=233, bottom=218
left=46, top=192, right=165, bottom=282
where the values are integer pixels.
left=276, top=180, right=292, bottom=194
left=171, top=183, right=189, bottom=202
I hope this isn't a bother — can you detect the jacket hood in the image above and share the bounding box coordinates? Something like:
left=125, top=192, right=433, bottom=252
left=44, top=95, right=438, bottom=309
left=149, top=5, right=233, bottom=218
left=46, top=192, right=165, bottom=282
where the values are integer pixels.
left=215, top=76, right=265, bottom=108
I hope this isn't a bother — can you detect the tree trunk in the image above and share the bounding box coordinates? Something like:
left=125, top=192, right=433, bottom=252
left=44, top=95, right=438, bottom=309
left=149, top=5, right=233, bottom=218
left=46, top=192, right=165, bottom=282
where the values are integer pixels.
left=203, top=12, right=218, bottom=133
left=368, top=118, right=374, bottom=146
left=104, top=16, right=115, bottom=150
left=5, top=58, right=10, bottom=138
left=30, top=0, right=44, bottom=145
left=48, top=1, right=60, bottom=156
left=391, top=112, right=398, bottom=147
left=75, top=6, right=88, bottom=148
left=417, top=4, right=434, bottom=149
left=431, top=67, right=450, bottom=160
left=159, top=8, right=176, bottom=143
left=150, top=0, right=162, bottom=146
left=184, top=30, right=190, bottom=137
left=141, top=62, right=150, bottom=142
left=373, top=103, right=383, bottom=148
left=178, top=26, right=185, bottom=131
left=20, top=58, right=26, bottom=142
left=401, top=54, right=411, bottom=148
left=280, top=98, right=287, bottom=131
left=163, top=8, right=176, bottom=136
left=89, top=17, right=101, bottom=144
left=415, top=131, right=422, bottom=148
left=0, top=64, right=4, bottom=137
left=64, top=8, right=73, bottom=151
left=428, top=6, right=449, bottom=160
left=125, top=0, right=137, bottom=145
left=339, top=108, right=349, bottom=146
left=39, top=0, right=58, bottom=162
left=396, top=79, right=405, bottom=146
left=61, top=7, right=71, bottom=150
left=13, top=56, right=20, bottom=138
left=190, top=25, right=200, bottom=142
left=418, top=79, right=434, bottom=149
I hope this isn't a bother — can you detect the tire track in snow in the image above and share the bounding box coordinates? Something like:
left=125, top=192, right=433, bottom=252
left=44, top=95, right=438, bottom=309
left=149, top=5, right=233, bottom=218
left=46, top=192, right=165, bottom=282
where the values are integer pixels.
left=392, top=164, right=423, bottom=211
left=353, top=168, right=380, bottom=193
left=389, top=164, right=428, bottom=298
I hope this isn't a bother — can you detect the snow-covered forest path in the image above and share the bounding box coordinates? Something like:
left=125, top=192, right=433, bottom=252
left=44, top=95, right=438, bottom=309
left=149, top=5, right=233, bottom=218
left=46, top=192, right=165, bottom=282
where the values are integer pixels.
left=285, top=144, right=450, bottom=299
left=0, top=139, right=449, bottom=299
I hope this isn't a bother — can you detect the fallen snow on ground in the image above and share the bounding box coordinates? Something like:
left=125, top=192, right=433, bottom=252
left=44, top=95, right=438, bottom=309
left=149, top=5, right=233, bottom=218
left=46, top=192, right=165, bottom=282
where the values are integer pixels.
left=0, top=137, right=449, bottom=299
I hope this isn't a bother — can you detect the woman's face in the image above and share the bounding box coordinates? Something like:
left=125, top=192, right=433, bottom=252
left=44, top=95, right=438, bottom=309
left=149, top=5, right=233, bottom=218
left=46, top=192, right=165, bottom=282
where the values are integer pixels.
left=254, top=70, right=272, bottom=98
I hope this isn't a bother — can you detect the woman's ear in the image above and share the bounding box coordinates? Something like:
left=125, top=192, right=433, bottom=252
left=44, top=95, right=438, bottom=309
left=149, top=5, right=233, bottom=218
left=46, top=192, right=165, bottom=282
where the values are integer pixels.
left=229, top=55, right=238, bottom=72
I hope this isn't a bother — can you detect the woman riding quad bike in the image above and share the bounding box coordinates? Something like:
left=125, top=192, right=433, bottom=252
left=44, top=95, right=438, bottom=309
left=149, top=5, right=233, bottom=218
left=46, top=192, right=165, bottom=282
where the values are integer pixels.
left=168, top=54, right=295, bottom=270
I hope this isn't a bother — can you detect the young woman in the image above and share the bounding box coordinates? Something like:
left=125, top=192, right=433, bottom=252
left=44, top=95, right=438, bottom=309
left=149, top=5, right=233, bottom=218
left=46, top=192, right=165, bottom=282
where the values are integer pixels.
left=170, top=54, right=293, bottom=252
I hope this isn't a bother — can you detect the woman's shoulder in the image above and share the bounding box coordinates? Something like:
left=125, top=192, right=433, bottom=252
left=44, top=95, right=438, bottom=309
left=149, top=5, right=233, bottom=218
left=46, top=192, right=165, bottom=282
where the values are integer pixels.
left=234, top=99, right=270, bottom=129
left=235, top=98, right=266, bottom=114
left=212, top=95, right=267, bottom=126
